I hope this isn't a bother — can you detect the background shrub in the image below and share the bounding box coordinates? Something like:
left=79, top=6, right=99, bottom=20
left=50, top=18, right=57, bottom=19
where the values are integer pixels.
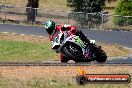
left=113, top=0, right=132, bottom=25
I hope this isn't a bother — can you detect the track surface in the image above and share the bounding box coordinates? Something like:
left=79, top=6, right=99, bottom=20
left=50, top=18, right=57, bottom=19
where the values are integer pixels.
left=0, top=23, right=132, bottom=64
left=0, top=61, right=131, bottom=66
left=0, top=24, right=132, bottom=48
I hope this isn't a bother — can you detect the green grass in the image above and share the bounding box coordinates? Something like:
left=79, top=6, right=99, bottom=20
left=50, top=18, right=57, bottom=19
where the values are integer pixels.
left=0, top=0, right=118, bottom=11
left=0, top=66, right=131, bottom=88
left=0, top=40, right=59, bottom=62
left=0, top=76, right=131, bottom=88
left=0, top=0, right=69, bottom=11
left=0, top=33, right=130, bottom=62
left=0, top=38, right=129, bottom=62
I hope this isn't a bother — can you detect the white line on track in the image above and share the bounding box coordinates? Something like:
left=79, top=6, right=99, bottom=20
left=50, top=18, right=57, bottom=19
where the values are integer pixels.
left=12, top=33, right=17, bottom=35
left=30, top=35, right=36, bottom=37
left=38, top=36, right=44, bottom=38
left=20, top=34, right=25, bottom=36
left=1, top=32, right=8, bottom=34
left=0, top=32, right=45, bottom=38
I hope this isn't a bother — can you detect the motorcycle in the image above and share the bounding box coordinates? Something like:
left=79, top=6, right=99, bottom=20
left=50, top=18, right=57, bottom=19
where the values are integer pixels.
left=52, top=30, right=107, bottom=63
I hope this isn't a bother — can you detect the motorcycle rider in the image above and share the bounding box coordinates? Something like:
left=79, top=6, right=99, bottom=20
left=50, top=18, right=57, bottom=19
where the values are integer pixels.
left=44, top=20, right=90, bottom=62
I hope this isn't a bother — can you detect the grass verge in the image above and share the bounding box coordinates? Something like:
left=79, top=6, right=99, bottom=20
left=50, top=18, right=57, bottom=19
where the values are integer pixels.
left=0, top=33, right=130, bottom=62
left=0, top=40, right=59, bottom=62
left=0, top=33, right=59, bottom=62
left=97, top=43, right=129, bottom=58
left=0, top=66, right=131, bottom=88
left=0, top=0, right=69, bottom=11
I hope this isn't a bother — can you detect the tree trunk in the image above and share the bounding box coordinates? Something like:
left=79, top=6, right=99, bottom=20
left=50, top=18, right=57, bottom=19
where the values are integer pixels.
left=26, top=0, right=39, bottom=22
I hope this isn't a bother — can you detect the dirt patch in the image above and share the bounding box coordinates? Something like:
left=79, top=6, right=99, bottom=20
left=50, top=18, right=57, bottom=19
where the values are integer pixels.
left=98, top=43, right=129, bottom=57
left=0, top=66, right=131, bottom=80
left=0, top=66, right=131, bottom=88
left=0, top=33, right=49, bottom=44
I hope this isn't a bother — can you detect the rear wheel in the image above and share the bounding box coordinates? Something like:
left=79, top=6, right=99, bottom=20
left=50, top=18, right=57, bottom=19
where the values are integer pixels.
left=96, top=50, right=107, bottom=63
left=91, top=45, right=107, bottom=63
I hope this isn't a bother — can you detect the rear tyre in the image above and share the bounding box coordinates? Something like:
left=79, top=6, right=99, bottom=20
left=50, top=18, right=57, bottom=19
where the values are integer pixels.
left=96, top=50, right=107, bottom=63
left=91, top=45, right=107, bottom=63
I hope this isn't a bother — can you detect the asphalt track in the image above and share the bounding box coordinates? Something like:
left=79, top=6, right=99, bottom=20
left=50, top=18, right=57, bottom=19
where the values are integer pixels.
left=0, top=61, right=131, bottom=66
left=0, top=24, right=132, bottom=48
left=0, top=23, right=132, bottom=64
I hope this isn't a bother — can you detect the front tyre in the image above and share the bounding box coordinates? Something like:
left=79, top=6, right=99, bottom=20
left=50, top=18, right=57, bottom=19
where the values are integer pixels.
left=60, top=56, right=69, bottom=63
left=66, top=43, right=83, bottom=59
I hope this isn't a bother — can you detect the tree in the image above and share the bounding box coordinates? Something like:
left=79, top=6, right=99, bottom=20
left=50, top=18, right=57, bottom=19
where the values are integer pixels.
left=113, top=0, right=132, bottom=25
left=67, top=0, right=106, bottom=28
left=67, top=0, right=105, bottom=13
left=67, top=0, right=84, bottom=12
left=26, top=0, right=39, bottom=22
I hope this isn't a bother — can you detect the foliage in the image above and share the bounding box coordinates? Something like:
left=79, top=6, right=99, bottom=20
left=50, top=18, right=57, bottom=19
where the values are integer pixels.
left=67, top=0, right=106, bottom=28
left=67, top=0, right=105, bottom=13
left=67, top=0, right=84, bottom=12
left=113, top=0, right=132, bottom=25
left=68, top=12, right=103, bottom=28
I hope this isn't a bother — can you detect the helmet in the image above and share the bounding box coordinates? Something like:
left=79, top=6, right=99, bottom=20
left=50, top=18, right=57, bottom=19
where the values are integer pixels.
left=44, top=20, right=55, bottom=35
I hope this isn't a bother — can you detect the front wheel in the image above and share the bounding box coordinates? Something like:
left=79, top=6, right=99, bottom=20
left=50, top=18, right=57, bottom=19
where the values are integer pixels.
left=62, top=42, right=83, bottom=60
left=60, top=55, right=69, bottom=63
left=74, top=59, right=92, bottom=63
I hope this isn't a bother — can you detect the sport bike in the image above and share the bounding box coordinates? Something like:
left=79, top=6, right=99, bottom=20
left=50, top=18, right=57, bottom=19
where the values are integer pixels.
left=52, top=30, right=107, bottom=63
